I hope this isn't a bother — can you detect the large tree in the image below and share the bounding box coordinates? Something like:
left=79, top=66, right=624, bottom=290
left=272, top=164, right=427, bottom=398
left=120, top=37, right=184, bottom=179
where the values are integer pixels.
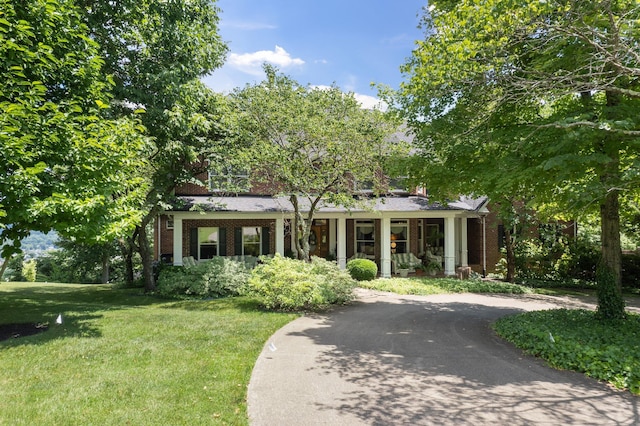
left=231, top=66, right=403, bottom=261
left=0, top=0, right=149, bottom=277
left=395, top=0, right=640, bottom=318
left=76, top=0, right=230, bottom=291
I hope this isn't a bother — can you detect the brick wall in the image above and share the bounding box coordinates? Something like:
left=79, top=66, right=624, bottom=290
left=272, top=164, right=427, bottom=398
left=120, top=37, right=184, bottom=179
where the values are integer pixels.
left=157, top=216, right=276, bottom=261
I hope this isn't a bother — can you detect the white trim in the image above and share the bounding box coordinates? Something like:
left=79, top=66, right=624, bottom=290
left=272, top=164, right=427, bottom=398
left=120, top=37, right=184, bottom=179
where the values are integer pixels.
left=381, top=217, right=392, bottom=278
left=444, top=217, right=456, bottom=276
left=173, top=217, right=183, bottom=266
left=460, top=218, right=468, bottom=267
left=275, top=217, right=285, bottom=256
left=337, top=217, right=346, bottom=269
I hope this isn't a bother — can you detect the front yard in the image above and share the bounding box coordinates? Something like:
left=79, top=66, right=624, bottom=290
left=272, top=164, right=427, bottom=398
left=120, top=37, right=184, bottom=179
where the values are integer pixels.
left=0, top=283, right=296, bottom=425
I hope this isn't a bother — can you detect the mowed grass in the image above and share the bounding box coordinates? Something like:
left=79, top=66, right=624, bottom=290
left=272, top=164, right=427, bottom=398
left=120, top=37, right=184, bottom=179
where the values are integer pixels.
left=0, top=283, right=297, bottom=425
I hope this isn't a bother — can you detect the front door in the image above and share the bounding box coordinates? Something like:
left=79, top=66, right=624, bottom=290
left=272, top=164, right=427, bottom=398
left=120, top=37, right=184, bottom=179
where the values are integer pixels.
left=309, top=219, right=329, bottom=258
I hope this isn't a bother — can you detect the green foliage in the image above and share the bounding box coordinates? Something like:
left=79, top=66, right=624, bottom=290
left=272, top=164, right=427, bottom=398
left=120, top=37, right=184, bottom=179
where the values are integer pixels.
left=596, top=264, right=626, bottom=320
left=230, top=65, right=403, bottom=261
left=358, top=276, right=531, bottom=296
left=554, top=239, right=600, bottom=282
left=394, top=0, right=640, bottom=297
left=247, top=254, right=356, bottom=311
left=494, top=309, right=640, bottom=395
left=0, top=0, right=150, bottom=254
left=2, top=253, right=24, bottom=281
left=346, top=258, right=378, bottom=281
left=156, top=258, right=250, bottom=298
left=622, top=253, right=640, bottom=289
left=21, top=259, right=36, bottom=282
left=35, top=238, right=134, bottom=285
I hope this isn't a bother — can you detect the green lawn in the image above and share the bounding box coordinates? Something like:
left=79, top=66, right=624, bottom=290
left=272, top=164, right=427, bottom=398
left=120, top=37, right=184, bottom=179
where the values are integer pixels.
left=0, top=283, right=297, bottom=425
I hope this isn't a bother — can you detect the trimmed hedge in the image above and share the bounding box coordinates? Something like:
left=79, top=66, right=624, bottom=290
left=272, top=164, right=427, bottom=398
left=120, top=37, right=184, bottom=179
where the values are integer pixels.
left=346, top=258, right=378, bottom=281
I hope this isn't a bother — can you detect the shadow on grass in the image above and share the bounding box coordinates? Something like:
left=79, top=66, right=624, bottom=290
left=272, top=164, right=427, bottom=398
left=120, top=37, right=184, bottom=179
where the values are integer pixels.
left=0, top=283, right=169, bottom=348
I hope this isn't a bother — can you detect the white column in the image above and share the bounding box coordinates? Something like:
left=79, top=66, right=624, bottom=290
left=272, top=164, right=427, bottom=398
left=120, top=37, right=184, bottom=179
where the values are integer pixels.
left=275, top=217, right=285, bottom=256
left=329, top=219, right=336, bottom=255
left=460, top=218, right=469, bottom=267
left=337, top=217, right=346, bottom=269
left=444, top=216, right=456, bottom=276
left=381, top=216, right=392, bottom=278
left=173, top=217, right=183, bottom=266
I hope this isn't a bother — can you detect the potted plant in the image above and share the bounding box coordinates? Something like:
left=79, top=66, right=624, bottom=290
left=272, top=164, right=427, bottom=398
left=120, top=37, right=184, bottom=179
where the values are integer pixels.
left=396, top=262, right=411, bottom=278
left=425, top=261, right=442, bottom=276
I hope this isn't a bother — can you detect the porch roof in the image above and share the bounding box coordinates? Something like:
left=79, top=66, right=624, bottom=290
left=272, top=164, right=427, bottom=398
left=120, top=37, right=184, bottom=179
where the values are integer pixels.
left=170, top=194, right=488, bottom=214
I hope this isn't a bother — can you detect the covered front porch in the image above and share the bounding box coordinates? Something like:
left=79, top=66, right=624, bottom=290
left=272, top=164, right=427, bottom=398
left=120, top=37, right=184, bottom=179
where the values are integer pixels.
left=159, top=195, right=488, bottom=278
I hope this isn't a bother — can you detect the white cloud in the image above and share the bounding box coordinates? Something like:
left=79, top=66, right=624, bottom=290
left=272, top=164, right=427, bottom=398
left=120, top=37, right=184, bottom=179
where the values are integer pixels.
left=228, top=45, right=305, bottom=76
left=311, top=85, right=387, bottom=111
left=354, top=93, right=387, bottom=110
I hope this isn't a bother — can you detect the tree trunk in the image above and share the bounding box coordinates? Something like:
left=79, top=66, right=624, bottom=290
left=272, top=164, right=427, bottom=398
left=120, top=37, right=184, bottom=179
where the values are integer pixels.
left=504, top=227, right=516, bottom=283
left=600, top=191, right=622, bottom=287
left=0, top=254, right=11, bottom=281
left=138, top=223, right=155, bottom=292
left=101, top=253, right=110, bottom=284
left=118, top=238, right=135, bottom=286
left=594, top=90, right=625, bottom=318
left=290, top=195, right=312, bottom=262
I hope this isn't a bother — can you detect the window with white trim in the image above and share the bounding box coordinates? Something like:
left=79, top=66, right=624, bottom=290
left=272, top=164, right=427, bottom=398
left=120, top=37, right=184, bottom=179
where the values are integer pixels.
left=390, top=220, right=409, bottom=254
left=208, top=165, right=249, bottom=193
left=242, top=227, right=262, bottom=256
left=355, top=220, right=375, bottom=256
left=198, top=227, right=219, bottom=259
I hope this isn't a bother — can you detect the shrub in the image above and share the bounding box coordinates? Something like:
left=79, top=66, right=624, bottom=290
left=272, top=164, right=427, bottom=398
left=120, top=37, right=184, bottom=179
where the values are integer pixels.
left=621, top=252, right=640, bottom=289
left=554, top=239, right=599, bottom=282
left=156, top=257, right=249, bottom=298
left=22, top=259, right=37, bottom=282
left=346, top=258, right=378, bottom=281
left=247, top=254, right=356, bottom=311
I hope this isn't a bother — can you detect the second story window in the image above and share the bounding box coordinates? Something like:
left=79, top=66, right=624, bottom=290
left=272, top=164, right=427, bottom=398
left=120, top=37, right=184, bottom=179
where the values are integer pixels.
left=208, top=165, right=249, bottom=193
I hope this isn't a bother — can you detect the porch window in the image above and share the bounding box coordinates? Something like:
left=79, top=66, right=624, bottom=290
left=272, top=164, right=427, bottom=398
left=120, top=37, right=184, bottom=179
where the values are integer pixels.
left=390, top=220, right=409, bottom=254
left=355, top=220, right=375, bottom=256
left=242, top=227, right=262, bottom=256
left=198, top=227, right=219, bottom=259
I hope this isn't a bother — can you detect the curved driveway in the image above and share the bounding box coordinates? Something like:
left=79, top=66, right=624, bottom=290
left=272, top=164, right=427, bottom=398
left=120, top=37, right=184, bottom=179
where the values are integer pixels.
left=248, top=289, right=640, bottom=425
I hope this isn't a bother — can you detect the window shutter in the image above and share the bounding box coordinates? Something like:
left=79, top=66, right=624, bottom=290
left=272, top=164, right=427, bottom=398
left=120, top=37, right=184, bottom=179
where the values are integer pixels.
left=234, top=227, right=243, bottom=255
left=262, top=227, right=270, bottom=255
left=219, top=227, right=227, bottom=256
left=190, top=228, right=198, bottom=259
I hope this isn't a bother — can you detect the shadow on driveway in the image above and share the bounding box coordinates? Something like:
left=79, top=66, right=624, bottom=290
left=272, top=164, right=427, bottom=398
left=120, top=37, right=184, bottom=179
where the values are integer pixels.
left=248, top=291, right=639, bottom=425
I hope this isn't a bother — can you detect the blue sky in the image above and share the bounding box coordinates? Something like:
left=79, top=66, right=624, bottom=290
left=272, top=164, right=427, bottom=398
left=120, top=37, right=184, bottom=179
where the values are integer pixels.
left=201, top=0, right=428, bottom=108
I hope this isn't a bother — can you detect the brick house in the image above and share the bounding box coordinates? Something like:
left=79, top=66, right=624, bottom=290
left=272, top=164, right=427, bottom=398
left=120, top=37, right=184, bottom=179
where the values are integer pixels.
left=154, top=166, right=508, bottom=278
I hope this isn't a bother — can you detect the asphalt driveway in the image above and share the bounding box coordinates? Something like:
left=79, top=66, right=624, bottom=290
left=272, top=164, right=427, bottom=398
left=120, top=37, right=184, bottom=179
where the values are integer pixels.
left=248, top=289, right=640, bottom=425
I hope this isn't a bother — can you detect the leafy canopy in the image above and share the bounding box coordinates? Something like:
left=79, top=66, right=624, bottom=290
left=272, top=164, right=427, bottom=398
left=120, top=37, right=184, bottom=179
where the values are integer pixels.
left=0, top=0, right=150, bottom=258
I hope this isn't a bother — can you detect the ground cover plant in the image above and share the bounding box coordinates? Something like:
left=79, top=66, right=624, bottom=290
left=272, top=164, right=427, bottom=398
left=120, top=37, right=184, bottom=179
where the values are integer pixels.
left=358, top=276, right=532, bottom=296
left=0, top=283, right=297, bottom=425
left=156, top=257, right=250, bottom=298
left=494, top=309, right=640, bottom=394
